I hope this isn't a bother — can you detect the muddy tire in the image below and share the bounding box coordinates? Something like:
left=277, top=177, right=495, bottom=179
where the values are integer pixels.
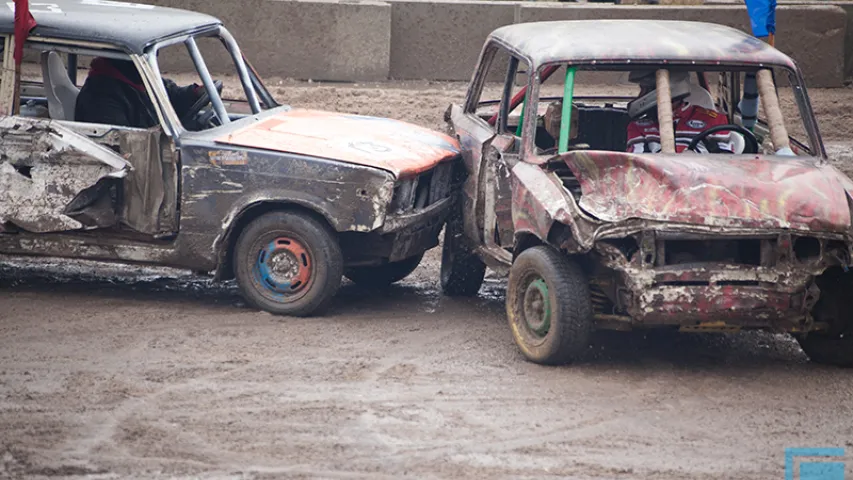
left=440, top=207, right=486, bottom=296
left=344, top=254, right=423, bottom=287
left=234, top=211, right=343, bottom=317
left=796, top=270, right=853, bottom=367
left=506, top=246, right=593, bottom=365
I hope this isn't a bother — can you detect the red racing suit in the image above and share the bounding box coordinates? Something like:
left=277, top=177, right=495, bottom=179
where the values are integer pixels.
left=626, top=103, right=733, bottom=154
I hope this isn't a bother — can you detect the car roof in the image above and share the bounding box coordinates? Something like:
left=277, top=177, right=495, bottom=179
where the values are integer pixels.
left=0, top=0, right=220, bottom=54
left=490, top=20, right=796, bottom=69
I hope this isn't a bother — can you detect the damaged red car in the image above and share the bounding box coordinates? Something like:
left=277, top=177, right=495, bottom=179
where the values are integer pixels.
left=443, top=20, right=853, bottom=366
left=0, top=1, right=459, bottom=316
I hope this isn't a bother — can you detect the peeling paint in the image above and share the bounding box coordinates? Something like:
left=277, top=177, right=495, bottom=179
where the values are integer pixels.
left=0, top=118, right=130, bottom=233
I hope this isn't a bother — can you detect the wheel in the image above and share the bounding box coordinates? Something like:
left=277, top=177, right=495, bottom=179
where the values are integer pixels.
left=344, top=253, right=423, bottom=287
left=440, top=203, right=486, bottom=296
left=233, top=211, right=343, bottom=316
left=796, top=269, right=853, bottom=367
left=506, top=246, right=593, bottom=365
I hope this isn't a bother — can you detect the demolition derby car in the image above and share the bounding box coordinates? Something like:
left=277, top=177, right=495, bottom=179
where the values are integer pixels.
left=0, top=0, right=459, bottom=316
left=443, top=20, right=853, bottom=366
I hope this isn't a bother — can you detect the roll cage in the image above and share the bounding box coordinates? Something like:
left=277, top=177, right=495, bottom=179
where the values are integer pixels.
left=464, top=38, right=826, bottom=162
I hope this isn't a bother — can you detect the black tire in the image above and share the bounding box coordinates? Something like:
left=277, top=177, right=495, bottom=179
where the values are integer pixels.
left=506, top=246, right=593, bottom=365
left=440, top=206, right=486, bottom=296
left=344, top=253, right=423, bottom=287
left=796, top=269, right=853, bottom=367
left=233, top=211, right=343, bottom=317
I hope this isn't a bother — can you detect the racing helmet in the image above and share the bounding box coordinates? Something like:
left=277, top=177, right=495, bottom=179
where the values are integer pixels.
left=627, top=70, right=691, bottom=119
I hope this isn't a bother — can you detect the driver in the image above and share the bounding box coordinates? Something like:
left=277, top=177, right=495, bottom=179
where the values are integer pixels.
left=625, top=70, right=734, bottom=154
left=74, top=57, right=204, bottom=129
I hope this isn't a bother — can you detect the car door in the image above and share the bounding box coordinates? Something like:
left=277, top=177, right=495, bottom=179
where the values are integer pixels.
left=0, top=39, right=178, bottom=237
left=450, top=46, right=526, bottom=259
left=0, top=40, right=132, bottom=233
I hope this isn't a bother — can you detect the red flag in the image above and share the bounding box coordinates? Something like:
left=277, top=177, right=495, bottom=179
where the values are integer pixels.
left=13, top=0, right=37, bottom=66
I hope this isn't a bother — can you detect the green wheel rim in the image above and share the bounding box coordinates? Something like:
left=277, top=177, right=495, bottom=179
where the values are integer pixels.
left=523, top=278, right=551, bottom=337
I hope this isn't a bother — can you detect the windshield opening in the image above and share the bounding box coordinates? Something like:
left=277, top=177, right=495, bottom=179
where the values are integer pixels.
left=149, top=28, right=278, bottom=133
left=475, top=63, right=820, bottom=160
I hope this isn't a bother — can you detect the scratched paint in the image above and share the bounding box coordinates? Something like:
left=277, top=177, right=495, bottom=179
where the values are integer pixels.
left=563, top=151, right=853, bottom=233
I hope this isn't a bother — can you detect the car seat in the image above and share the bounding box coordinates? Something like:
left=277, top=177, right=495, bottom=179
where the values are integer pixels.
left=41, top=51, right=80, bottom=121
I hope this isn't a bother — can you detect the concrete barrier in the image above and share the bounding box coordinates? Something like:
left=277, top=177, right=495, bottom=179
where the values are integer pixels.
left=387, top=0, right=518, bottom=81
left=139, top=0, right=391, bottom=81
left=130, top=0, right=847, bottom=87
left=838, top=3, right=853, bottom=81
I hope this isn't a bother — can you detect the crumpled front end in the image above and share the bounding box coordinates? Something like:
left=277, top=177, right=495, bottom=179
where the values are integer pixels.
left=564, top=151, right=853, bottom=233
left=339, top=160, right=457, bottom=266
left=539, top=150, right=853, bottom=330
left=592, top=229, right=853, bottom=331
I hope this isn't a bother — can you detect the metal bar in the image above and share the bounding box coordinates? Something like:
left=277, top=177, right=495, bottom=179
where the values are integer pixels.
left=489, top=64, right=559, bottom=126
left=242, top=55, right=278, bottom=109
left=66, top=53, right=77, bottom=85
left=558, top=67, right=576, bottom=154
left=185, top=37, right=230, bottom=125
left=655, top=69, right=676, bottom=154
left=498, top=56, right=519, bottom=133
left=136, top=53, right=181, bottom=139
left=757, top=68, right=790, bottom=153
left=515, top=95, right=526, bottom=137
left=791, top=68, right=826, bottom=159
left=0, top=35, right=16, bottom=116
left=218, top=27, right=262, bottom=114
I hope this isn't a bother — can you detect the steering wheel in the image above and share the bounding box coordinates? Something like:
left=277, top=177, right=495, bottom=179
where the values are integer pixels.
left=687, top=124, right=759, bottom=154
left=181, top=79, right=223, bottom=129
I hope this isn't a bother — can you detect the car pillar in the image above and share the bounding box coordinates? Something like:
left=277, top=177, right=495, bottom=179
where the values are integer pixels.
left=655, top=69, right=676, bottom=154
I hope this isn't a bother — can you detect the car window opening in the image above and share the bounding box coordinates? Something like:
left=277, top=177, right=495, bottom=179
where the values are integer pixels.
left=9, top=28, right=277, bottom=134
left=473, top=61, right=816, bottom=160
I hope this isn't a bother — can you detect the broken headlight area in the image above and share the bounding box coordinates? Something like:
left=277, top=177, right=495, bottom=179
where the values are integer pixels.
left=596, top=231, right=850, bottom=269
left=586, top=230, right=853, bottom=329
left=387, top=161, right=454, bottom=215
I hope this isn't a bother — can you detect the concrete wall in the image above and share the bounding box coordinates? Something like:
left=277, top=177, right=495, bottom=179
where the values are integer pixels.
left=134, top=0, right=848, bottom=87
left=388, top=0, right=517, bottom=81
left=139, top=0, right=391, bottom=81
left=839, top=3, right=853, bottom=81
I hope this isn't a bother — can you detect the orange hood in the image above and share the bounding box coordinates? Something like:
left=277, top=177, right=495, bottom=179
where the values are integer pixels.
left=215, top=109, right=460, bottom=178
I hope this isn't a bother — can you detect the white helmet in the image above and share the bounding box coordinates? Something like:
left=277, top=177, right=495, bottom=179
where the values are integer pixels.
left=627, top=70, right=691, bottom=119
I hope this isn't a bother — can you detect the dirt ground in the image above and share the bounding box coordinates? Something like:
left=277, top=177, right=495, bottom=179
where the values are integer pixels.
left=2, top=81, right=853, bottom=479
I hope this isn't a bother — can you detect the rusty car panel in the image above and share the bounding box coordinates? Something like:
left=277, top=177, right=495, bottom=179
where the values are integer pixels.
left=215, top=109, right=460, bottom=178
left=0, top=0, right=460, bottom=316
left=443, top=19, right=853, bottom=365
left=562, top=150, right=853, bottom=233
left=0, top=117, right=130, bottom=233
left=489, top=20, right=796, bottom=69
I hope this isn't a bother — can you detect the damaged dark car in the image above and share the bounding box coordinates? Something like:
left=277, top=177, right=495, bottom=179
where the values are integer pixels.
left=0, top=0, right=460, bottom=316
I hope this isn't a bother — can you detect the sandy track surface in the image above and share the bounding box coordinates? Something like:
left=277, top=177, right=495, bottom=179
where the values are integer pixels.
left=2, top=81, right=853, bottom=479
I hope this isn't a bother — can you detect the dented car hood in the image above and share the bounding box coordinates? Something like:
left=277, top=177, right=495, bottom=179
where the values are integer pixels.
left=564, top=151, right=853, bottom=233
left=214, top=109, right=460, bottom=178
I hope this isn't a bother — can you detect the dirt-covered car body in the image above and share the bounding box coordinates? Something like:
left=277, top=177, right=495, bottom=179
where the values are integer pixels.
left=0, top=0, right=458, bottom=314
left=445, top=20, right=853, bottom=364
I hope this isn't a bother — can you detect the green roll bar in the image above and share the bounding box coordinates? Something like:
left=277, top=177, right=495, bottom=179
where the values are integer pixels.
left=514, top=65, right=576, bottom=150
left=515, top=96, right=527, bottom=137
left=559, top=67, right=576, bottom=154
